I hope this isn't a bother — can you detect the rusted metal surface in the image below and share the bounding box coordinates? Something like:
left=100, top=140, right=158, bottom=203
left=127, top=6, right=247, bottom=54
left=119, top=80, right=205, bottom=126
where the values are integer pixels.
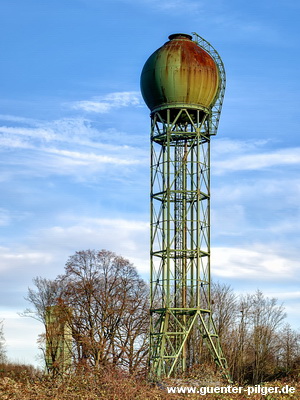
left=140, top=33, right=219, bottom=113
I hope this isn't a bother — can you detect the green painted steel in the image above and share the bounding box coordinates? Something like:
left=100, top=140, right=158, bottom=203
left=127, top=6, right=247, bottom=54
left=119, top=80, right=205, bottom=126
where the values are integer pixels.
left=45, top=305, right=72, bottom=374
left=192, top=32, right=226, bottom=136
left=141, top=33, right=231, bottom=381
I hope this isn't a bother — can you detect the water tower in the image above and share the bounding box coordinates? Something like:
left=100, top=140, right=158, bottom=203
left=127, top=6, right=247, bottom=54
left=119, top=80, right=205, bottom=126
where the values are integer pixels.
left=140, top=33, right=230, bottom=380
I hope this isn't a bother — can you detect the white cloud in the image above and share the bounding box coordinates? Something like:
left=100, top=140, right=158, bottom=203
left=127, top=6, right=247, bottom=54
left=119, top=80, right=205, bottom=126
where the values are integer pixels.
left=213, top=176, right=300, bottom=206
left=0, top=115, right=148, bottom=180
left=210, top=173, right=300, bottom=250
left=0, top=114, right=37, bottom=124
left=44, top=147, right=140, bottom=166
left=211, top=138, right=300, bottom=175
left=265, top=291, right=300, bottom=300
left=71, top=91, right=142, bottom=113
left=0, top=110, right=146, bottom=150
left=0, top=209, right=11, bottom=226
left=2, top=215, right=298, bottom=290
left=214, top=146, right=300, bottom=174
left=279, top=224, right=300, bottom=239
left=0, top=217, right=150, bottom=331
left=0, top=117, right=103, bottom=147
left=213, top=138, right=269, bottom=156
left=0, top=246, right=53, bottom=274
left=0, top=216, right=149, bottom=279
left=0, top=125, right=58, bottom=142
left=37, top=217, right=150, bottom=274
left=211, top=245, right=297, bottom=280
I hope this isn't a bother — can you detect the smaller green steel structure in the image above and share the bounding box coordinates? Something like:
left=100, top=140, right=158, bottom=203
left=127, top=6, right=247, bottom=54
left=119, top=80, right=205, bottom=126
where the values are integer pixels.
left=140, top=33, right=230, bottom=380
left=45, top=305, right=72, bottom=374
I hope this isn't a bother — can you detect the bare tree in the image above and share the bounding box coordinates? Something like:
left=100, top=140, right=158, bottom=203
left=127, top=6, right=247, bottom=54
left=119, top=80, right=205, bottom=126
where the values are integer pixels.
left=112, top=278, right=149, bottom=374
left=230, top=290, right=286, bottom=383
left=248, top=291, right=286, bottom=383
left=278, top=323, right=300, bottom=376
left=183, top=283, right=238, bottom=371
left=208, top=282, right=238, bottom=377
left=25, top=249, right=149, bottom=374
left=0, top=319, right=6, bottom=363
left=211, top=282, right=238, bottom=340
left=23, top=277, right=65, bottom=323
left=59, top=249, right=149, bottom=371
left=231, top=296, right=252, bottom=383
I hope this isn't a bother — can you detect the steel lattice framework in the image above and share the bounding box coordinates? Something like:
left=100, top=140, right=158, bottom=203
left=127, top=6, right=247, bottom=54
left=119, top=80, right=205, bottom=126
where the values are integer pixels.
left=149, top=34, right=230, bottom=380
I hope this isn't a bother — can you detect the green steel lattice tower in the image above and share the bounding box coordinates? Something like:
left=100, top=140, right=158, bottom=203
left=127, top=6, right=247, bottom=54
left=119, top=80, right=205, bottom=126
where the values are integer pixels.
left=140, top=33, right=230, bottom=380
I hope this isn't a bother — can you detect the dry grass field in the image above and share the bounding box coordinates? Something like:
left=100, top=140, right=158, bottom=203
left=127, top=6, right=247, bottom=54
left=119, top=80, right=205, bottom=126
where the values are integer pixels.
left=0, top=364, right=299, bottom=400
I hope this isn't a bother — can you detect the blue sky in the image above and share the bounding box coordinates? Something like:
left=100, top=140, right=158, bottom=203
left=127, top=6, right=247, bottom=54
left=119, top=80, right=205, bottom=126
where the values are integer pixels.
left=1, top=0, right=300, bottom=366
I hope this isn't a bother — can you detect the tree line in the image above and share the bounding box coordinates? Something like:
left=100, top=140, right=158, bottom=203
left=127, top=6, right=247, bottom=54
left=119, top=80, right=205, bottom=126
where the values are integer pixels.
left=22, top=249, right=300, bottom=383
left=209, top=283, right=300, bottom=383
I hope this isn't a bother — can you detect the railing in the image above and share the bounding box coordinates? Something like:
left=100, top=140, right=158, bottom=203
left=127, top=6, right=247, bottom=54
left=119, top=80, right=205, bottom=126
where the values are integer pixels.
left=192, top=32, right=226, bottom=136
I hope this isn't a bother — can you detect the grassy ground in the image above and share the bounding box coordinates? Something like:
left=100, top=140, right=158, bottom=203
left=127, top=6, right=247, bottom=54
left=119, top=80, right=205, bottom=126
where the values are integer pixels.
left=0, top=365, right=299, bottom=399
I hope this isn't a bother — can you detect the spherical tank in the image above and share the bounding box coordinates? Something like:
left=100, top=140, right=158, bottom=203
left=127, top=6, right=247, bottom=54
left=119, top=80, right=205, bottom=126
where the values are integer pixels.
left=140, top=33, right=220, bottom=114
